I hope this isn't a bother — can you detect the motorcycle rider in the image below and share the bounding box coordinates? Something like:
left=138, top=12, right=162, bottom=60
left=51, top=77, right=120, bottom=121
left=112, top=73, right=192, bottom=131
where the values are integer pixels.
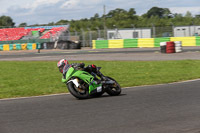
left=57, top=59, right=106, bottom=95
left=57, top=59, right=105, bottom=79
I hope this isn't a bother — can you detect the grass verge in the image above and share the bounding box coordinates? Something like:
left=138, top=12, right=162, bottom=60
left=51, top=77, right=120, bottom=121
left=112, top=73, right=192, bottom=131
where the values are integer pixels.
left=0, top=60, right=200, bottom=99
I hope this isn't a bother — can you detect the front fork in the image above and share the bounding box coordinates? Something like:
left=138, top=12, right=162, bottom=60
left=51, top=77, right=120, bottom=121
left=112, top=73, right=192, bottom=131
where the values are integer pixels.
left=67, top=78, right=102, bottom=95
left=67, top=78, right=79, bottom=88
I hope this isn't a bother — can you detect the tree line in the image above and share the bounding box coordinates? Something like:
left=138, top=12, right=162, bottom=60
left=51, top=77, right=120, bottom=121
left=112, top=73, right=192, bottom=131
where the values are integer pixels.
left=1, top=7, right=200, bottom=31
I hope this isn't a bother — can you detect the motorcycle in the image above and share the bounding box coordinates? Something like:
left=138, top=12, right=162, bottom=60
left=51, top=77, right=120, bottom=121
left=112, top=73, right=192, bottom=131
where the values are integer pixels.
left=62, top=67, right=121, bottom=99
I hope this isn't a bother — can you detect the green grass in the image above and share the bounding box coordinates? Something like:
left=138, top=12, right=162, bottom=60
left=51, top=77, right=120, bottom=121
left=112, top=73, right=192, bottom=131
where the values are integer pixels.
left=1, top=60, right=200, bottom=99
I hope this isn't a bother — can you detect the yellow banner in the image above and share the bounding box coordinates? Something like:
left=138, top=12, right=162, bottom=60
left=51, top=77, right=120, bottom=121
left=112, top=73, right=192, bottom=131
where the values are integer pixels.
left=32, top=43, right=37, bottom=50
left=170, top=37, right=196, bottom=46
left=21, top=43, right=27, bottom=50
left=138, top=38, right=154, bottom=47
left=92, top=40, right=96, bottom=49
left=108, top=39, right=124, bottom=48
left=13, top=44, right=16, bottom=50
left=3, top=44, right=9, bottom=51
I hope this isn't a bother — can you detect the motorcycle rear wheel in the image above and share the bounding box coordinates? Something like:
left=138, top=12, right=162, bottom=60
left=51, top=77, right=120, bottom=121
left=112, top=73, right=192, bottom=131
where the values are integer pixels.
left=105, top=77, right=121, bottom=96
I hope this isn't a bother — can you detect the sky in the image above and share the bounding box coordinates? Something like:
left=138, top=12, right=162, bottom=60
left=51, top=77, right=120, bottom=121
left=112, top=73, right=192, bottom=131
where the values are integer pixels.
left=0, top=0, right=200, bottom=26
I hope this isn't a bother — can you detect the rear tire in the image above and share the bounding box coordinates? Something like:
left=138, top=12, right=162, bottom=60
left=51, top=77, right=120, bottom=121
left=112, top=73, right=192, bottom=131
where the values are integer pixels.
left=67, top=82, right=90, bottom=99
left=105, top=77, right=121, bottom=96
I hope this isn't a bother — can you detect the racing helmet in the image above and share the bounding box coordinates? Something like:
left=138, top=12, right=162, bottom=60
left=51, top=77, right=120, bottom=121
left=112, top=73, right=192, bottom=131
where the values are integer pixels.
left=57, top=59, right=69, bottom=73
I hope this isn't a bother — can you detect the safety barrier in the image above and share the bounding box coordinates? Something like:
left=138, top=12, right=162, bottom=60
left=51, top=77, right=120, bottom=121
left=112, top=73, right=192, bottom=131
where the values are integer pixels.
left=0, top=39, right=50, bottom=44
left=170, top=37, right=196, bottom=46
left=0, top=43, right=38, bottom=51
left=124, top=39, right=138, bottom=48
left=138, top=38, right=154, bottom=47
left=93, top=36, right=200, bottom=49
left=108, top=39, right=124, bottom=48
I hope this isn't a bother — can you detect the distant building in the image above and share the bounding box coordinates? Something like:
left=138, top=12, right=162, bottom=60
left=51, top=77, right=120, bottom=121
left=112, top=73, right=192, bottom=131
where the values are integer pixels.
left=107, top=28, right=152, bottom=39
left=174, top=25, right=200, bottom=37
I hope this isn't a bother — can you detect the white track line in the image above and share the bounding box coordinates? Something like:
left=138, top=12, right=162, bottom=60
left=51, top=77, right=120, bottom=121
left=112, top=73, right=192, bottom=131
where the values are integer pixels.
left=1, top=78, right=200, bottom=101
left=123, top=78, right=200, bottom=89
left=0, top=93, right=69, bottom=101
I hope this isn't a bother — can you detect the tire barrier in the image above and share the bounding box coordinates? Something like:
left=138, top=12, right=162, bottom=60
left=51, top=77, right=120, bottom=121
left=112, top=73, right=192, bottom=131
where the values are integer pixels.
left=160, top=41, right=182, bottom=54
left=69, top=42, right=81, bottom=49
left=93, top=36, right=200, bottom=49
left=166, top=41, right=175, bottom=54
left=54, top=41, right=81, bottom=49
left=174, top=41, right=183, bottom=53
left=43, top=42, right=55, bottom=49
left=160, top=42, right=167, bottom=53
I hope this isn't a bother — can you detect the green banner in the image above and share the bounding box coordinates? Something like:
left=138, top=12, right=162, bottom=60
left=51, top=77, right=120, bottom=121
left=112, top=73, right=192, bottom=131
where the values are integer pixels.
left=0, top=44, right=3, bottom=51
left=124, top=39, right=138, bottom=48
left=95, top=40, right=108, bottom=49
left=9, top=44, right=14, bottom=50
left=27, top=43, right=33, bottom=50
left=196, top=36, right=200, bottom=46
left=154, top=37, right=170, bottom=47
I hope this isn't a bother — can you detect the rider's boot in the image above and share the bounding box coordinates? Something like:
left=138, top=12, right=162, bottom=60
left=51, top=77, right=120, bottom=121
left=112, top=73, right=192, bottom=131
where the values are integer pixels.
left=96, top=70, right=107, bottom=81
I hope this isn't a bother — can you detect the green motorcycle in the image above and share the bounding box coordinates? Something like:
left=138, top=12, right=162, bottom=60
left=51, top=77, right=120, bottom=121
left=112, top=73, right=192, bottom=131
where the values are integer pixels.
left=62, top=67, right=121, bottom=99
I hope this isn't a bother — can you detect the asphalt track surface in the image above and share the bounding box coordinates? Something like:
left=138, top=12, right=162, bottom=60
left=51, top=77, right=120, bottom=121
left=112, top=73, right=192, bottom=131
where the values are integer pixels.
left=1, top=47, right=200, bottom=133
left=1, top=79, right=200, bottom=133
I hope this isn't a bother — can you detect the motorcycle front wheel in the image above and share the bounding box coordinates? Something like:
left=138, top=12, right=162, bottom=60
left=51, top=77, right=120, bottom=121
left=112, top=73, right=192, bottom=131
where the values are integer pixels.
left=67, top=81, right=90, bottom=99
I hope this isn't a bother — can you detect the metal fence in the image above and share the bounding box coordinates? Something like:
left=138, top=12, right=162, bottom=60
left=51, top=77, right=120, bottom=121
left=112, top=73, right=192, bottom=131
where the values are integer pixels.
left=1, top=25, right=200, bottom=47
left=67, top=26, right=172, bottom=47
left=69, top=30, right=106, bottom=47
left=68, top=25, right=200, bottom=47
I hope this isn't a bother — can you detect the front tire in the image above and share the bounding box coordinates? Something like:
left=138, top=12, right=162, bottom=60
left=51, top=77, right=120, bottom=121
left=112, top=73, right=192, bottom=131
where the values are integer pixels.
left=67, top=82, right=90, bottom=99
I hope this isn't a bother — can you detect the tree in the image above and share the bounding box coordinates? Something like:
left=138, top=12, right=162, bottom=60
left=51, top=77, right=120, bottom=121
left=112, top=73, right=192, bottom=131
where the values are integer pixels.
left=0, top=15, right=15, bottom=27
left=106, top=8, right=127, bottom=18
left=145, top=7, right=172, bottom=18
left=8, top=7, right=200, bottom=33
left=173, top=13, right=183, bottom=18
left=47, top=22, right=55, bottom=26
left=128, top=8, right=136, bottom=16
left=90, top=13, right=100, bottom=21
left=195, top=14, right=200, bottom=18
left=18, top=22, right=27, bottom=27
left=56, top=19, right=69, bottom=25
left=185, top=11, right=192, bottom=18
left=128, top=8, right=138, bottom=20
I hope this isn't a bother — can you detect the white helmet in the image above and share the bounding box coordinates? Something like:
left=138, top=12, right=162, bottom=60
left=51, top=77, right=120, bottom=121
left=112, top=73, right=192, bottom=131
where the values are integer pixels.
left=57, top=59, right=69, bottom=73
